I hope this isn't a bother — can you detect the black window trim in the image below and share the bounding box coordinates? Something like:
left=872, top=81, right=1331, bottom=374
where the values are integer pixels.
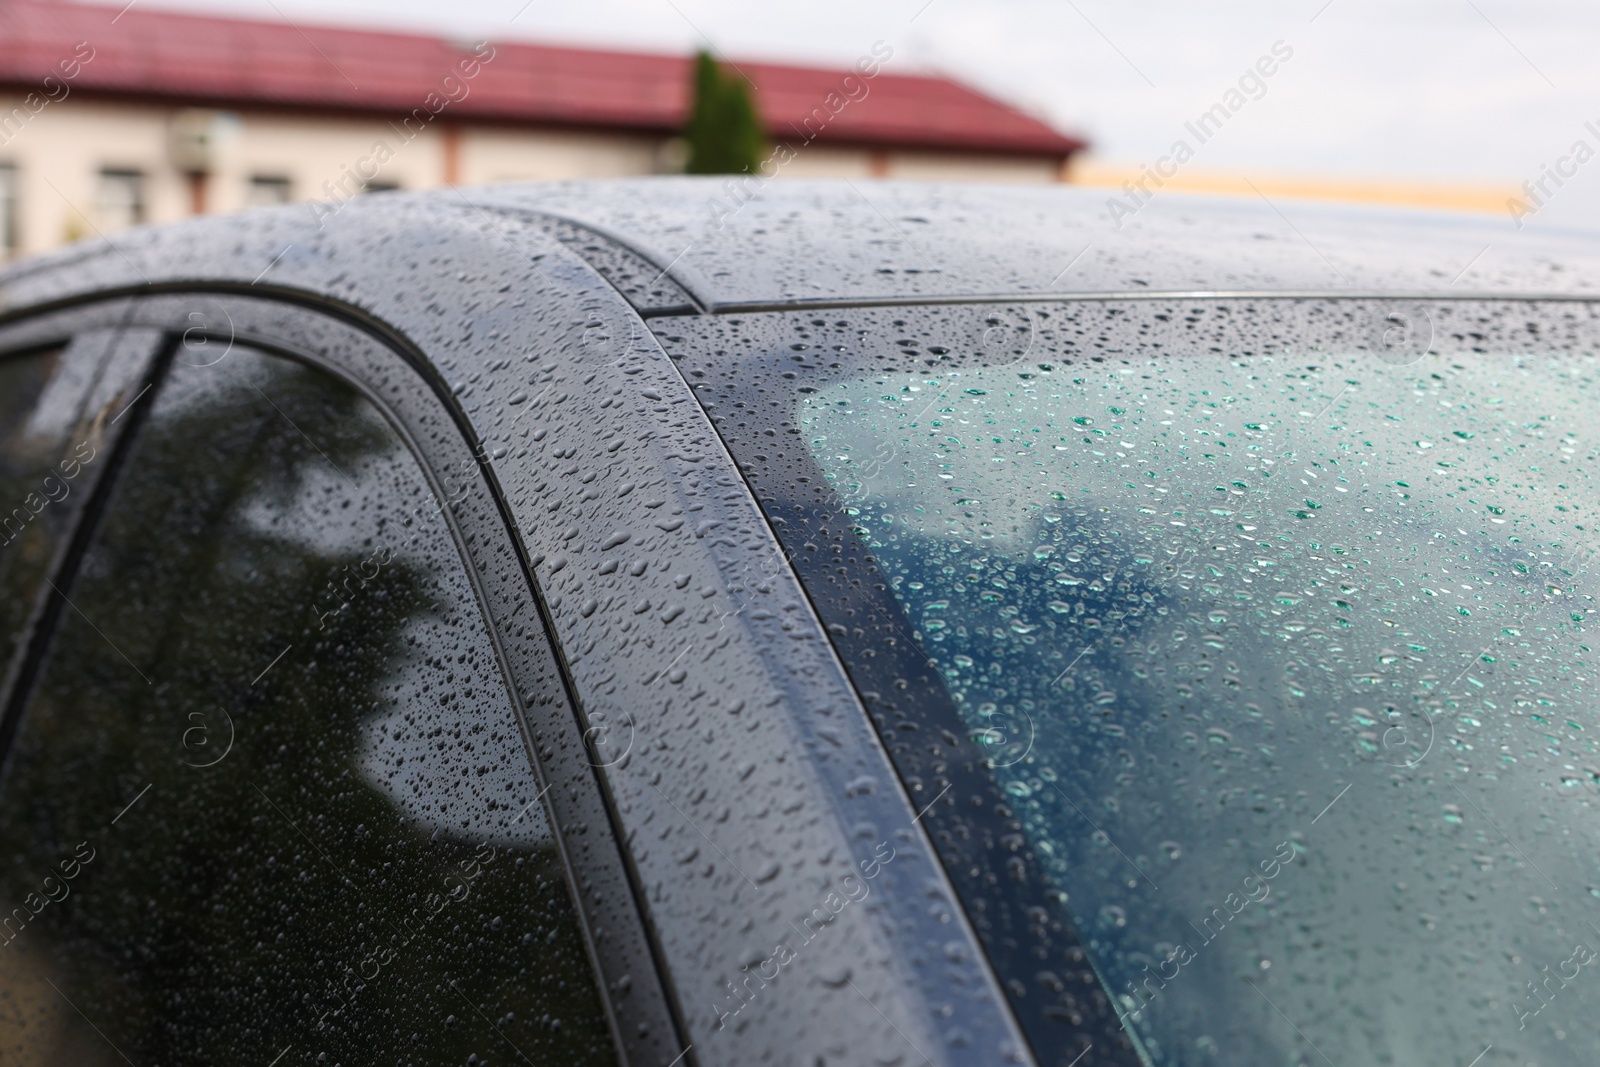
left=0, top=291, right=687, bottom=1067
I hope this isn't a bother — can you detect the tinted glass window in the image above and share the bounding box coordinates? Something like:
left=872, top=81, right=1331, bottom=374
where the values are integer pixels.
left=0, top=344, right=617, bottom=1065
left=0, top=347, right=72, bottom=670
left=662, top=300, right=1600, bottom=1067
left=0, top=337, right=142, bottom=680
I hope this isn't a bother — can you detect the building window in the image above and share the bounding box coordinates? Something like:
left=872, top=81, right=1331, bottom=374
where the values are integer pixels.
left=96, top=169, right=146, bottom=232
left=247, top=175, right=291, bottom=207
left=363, top=181, right=401, bottom=195
left=0, top=164, right=15, bottom=256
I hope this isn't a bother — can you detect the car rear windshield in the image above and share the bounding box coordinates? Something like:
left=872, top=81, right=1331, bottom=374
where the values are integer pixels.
left=659, top=298, right=1600, bottom=1067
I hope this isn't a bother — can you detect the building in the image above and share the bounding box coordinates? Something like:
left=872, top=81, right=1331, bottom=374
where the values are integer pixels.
left=0, top=0, right=1086, bottom=259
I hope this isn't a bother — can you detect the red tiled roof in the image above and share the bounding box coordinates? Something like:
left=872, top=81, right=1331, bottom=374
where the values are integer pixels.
left=0, top=0, right=1086, bottom=157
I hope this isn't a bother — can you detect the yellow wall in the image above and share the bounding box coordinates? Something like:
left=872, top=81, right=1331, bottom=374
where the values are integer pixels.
left=1069, top=159, right=1511, bottom=216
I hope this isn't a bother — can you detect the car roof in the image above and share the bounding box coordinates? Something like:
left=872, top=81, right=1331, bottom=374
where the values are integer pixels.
left=471, top=178, right=1600, bottom=312
left=5, top=179, right=1597, bottom=318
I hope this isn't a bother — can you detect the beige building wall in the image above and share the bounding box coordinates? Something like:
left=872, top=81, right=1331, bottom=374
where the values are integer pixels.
left=776, top=144, right=878, bottom=178
left=751, top=144, right=1061, bottom=183
left=2, top=91, right=190, bottom=253
left=462, top=127, right=662, bottom=182
left=211, top=113, right=449, bottom=213
left=0, top=91, right=1068, bottom=260
left=886, top=150, right=1060, bottom=183
left=0, top=93, right=460, bottom=255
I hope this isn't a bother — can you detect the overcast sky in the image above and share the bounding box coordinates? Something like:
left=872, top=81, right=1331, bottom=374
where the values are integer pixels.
left=139, top=0, right=1600, bottom=231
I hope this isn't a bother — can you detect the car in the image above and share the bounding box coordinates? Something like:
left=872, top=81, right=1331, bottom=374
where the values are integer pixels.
left=0, top=178, right=1596, bottom=1067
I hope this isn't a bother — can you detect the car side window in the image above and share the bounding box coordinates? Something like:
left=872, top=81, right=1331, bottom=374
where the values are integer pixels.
left=0, top=346, right=72, bottom=672
left=0, top=336, right=145, bottom=684
left=0, top=344, right=619, bottom=1064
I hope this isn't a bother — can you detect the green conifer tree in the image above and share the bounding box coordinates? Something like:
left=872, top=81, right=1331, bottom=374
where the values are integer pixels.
left=683, top=51, right=765, bottom=175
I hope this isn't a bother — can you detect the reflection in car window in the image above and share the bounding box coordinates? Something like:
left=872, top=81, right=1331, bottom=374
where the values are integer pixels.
left=0, top=345, right=101, bottom=679
left=665, top=301, right=1600, bottom=1067
left=0, top=345, right=618, bottom=1065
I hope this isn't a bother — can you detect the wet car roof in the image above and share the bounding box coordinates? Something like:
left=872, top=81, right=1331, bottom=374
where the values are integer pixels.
left=471, top=179, right=1600, bottom=311
left=6, top=179, right=1596, bottom=319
